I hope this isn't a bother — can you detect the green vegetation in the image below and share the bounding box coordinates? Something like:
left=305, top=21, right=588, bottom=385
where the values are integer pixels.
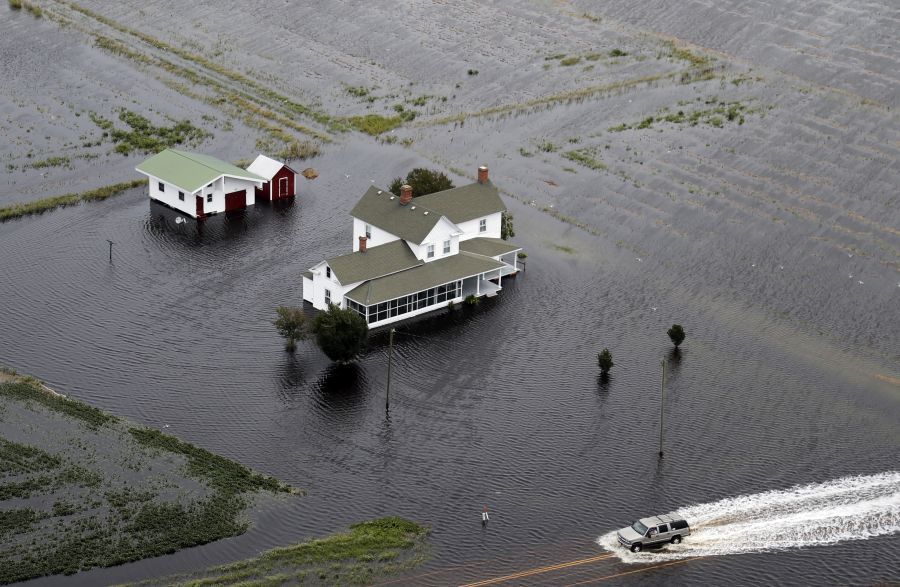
left=274, top=306, right=310, bottom=352
left=501, top=211, right=515, bottom=240
left=129, top=428, right=290, bottom=495
left=664, top=41, right=710, bottom=67
left=560, top=56, right=581, bottom=66
left=388, top=168, right=454, bottom=198
left=608, top=99, right=756, bottom=132
left=610, top=48, right=629, bottom=57
left=597, top=348, right=614, bottom=374
left=467, top=68, right=479, bottom=76
left=347, top=113, right=413, bottom=136
left=668, top=324, right=686, bottom=348
left=27, top=156, right=72, bottom=170
left=0, top=381, right=112, bottom=428
left=553, top=244, right=576, bottom=254
left=89, top=109, right=211, bottom=155
left=345, top=85, right=371, bottom=98
left=0, top=375, right=297, bottom=584
left=275, top=140, right=321, bottom=162
left=9, top=0, right=42, bottom=16
left=562, top=148, right=607, bottom=171
left=150, top=517, right=428, bottom=587
left=464, top=294, right=479, bottom=306
left=313, top=306, right=369, bottom=363
left=0, top=179, right=146, bottom=223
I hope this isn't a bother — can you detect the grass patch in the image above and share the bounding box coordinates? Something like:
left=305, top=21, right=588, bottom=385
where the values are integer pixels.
left=9, top=0, right=41, bottom=16
left=0, top=179, right=146, bottom=223
left=610, top=48, right=628, bottom=57
left=608, top=98, right=757, bottom=132
left=562, top=149, right=607, bottom=171
left=89, top=109, right=211, bottom=155
left=552, top=244, right=576, bottom=254
left=150, top=517, right=429, bottom=587
left=0, top=438, right=62, bottom=475
left=0, top=374, right=299, bottom=584
left=129, top=427, right=291, bottom=495
left=275, top=140, right=321, bottom=161
left=0, top=381, right=113, bottom=428
left=27, top=156, right=72, bottom=170
left=347, top=112, right=414, bottom=136
left=560, top=56, right=581, bottom=66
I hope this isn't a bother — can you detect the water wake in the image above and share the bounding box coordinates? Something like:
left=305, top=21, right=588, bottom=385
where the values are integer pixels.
left=597, top=472, right=900, bottom=562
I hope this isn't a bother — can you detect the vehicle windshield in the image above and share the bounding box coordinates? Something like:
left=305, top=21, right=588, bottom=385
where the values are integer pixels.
left=631, top=521, right=648, bottom=535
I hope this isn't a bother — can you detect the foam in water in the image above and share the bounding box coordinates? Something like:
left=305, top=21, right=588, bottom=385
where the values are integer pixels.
left=597, top=472, right=900, bottom=563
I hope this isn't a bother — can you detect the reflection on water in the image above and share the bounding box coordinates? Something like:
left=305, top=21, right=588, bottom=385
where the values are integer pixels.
left=0, top=164, right=897, bottom=587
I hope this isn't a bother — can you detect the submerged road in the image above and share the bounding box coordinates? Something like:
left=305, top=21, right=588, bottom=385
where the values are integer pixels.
left=376, top=552, right=703, bottom=586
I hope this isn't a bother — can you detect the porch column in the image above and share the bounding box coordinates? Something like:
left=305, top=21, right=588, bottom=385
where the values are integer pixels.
left=477, top=274, right=481, bottom=295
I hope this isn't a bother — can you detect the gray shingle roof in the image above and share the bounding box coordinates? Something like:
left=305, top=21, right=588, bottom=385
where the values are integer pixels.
left=350, top=186, right=442, bottom=244
left=344, top=252, right=505, bottom=305
left=458, top=237, right=521, bottom=257
left=326, top=240, right=421, bottom=285
left=414, top=181, right=506, bottom=223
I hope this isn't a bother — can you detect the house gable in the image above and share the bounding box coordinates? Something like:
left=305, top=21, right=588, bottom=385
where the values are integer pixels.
left=350, top=186, right=441, bottom=244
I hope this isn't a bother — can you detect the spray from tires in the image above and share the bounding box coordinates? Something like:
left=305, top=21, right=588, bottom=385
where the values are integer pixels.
left=598, top=472, right=900, bottom=563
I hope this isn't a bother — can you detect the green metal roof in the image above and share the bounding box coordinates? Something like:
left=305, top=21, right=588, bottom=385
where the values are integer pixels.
left=459, top=237, right=521, bottom=257
left=345, top=252, right=505, bottom=305
left=350, top=186, right=442, bottom=244
left=135, top=149, right=264, bottom=193
left=414, top=181, right=506, bottom=223
left=326, top=240, right=422, bottom=285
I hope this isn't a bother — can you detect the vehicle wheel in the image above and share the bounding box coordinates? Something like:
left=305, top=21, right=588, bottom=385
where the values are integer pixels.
left=671, top=535, right=682, bottom=545
left=630, top=543, right=642, bottom=553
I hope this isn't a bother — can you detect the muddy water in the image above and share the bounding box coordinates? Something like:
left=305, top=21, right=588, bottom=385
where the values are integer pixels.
left=1, top=0, right=898, bottom=584
left=1, top=142, right=897, bottom=586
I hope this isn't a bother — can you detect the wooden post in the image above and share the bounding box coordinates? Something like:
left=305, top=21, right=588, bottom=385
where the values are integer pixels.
left=386, top=328, right=395, bottom=412
left=106, top=239, right=114, bottom=262
left=659, top=358, right=666, bottom=457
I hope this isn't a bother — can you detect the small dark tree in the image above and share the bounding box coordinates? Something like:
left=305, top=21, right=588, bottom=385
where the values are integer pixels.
left=501, top=211, right=515, bottom=240
left=274, top=306, right=309, bottom=352
left=313, top=305, right=369, bottom=362
left=668, top=324, right=686, bottom=348
left=597, top=348, right=614, bottom=373
left=388, top=167, right=454, bottom=198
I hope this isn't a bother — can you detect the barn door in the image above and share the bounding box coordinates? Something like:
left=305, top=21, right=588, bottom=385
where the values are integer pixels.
left=195, top=195, right=204, bottom=218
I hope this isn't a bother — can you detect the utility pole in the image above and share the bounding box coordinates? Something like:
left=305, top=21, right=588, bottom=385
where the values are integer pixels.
left=658, top=358, right=666, bottom=457
left=386, top=328, right=395, bottom=413
left=106, top=239, right=114, bottom=262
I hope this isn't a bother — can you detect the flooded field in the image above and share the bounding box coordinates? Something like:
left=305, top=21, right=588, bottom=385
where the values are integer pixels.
left=1, top=1, right=898, bottom=585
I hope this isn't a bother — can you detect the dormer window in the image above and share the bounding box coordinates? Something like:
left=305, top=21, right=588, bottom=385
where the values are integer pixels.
left=479, top=218, right=487, bottom=232
left=426, top=244, right=435, bottom=259
left=443, top=240, right=451, bottom=254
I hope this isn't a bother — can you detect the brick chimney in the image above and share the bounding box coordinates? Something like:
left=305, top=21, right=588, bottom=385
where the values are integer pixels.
left=358, top=235, right=367, bottom=252
left=399, top=184, right=413, bottom=205
left=477, top=165, right=489, bottom=184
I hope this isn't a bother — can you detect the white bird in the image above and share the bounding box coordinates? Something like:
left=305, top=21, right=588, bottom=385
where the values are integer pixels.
left=848, top=253, right=853, bottom=258
left=751, top=263, right=756, bottom=267
left=636, top=257, right=642, bottom=262
left=858, top=280, right=864, bottom=285
left=779, top=265, right=784, bottom=270
left=651, top=306, right=658, bottom=311
left=163, top=424, right=170, bottom=428
left=849, top=274, right=853, bottom=278
left=345, top=174, right=350, bottom=179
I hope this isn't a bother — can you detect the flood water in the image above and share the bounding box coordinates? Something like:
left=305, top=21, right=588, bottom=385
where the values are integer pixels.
left=1, top=141, right=897, bottom=586
left=2, top=0, right=899, bottom=583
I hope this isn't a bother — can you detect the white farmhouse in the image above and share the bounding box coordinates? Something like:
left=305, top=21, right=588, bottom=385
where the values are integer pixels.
left=303, top=166, right=521, bottom=328
left=136, top=149, right=264, bottom=218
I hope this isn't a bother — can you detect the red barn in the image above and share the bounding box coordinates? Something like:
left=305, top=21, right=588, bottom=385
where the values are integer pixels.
left=246, top=154, right=298, bottom=201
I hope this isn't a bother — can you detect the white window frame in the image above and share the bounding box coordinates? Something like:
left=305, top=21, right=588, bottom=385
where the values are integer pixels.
left=326, top=266, right=331, bottom=279
left=443, top=239, right=451, bottom=254
left=426, top=244, right=435, bottom=259
left=365, top=224, right=372, bottom=239
left=324, top=289, right=331, bottom=306
left=479, top=218, right=487, bottom=232
left=206, top=193, right=213, bottom=203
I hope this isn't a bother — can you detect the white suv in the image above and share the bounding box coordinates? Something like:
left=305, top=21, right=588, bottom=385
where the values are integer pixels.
left=616, top=513, right=690, bottom=552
